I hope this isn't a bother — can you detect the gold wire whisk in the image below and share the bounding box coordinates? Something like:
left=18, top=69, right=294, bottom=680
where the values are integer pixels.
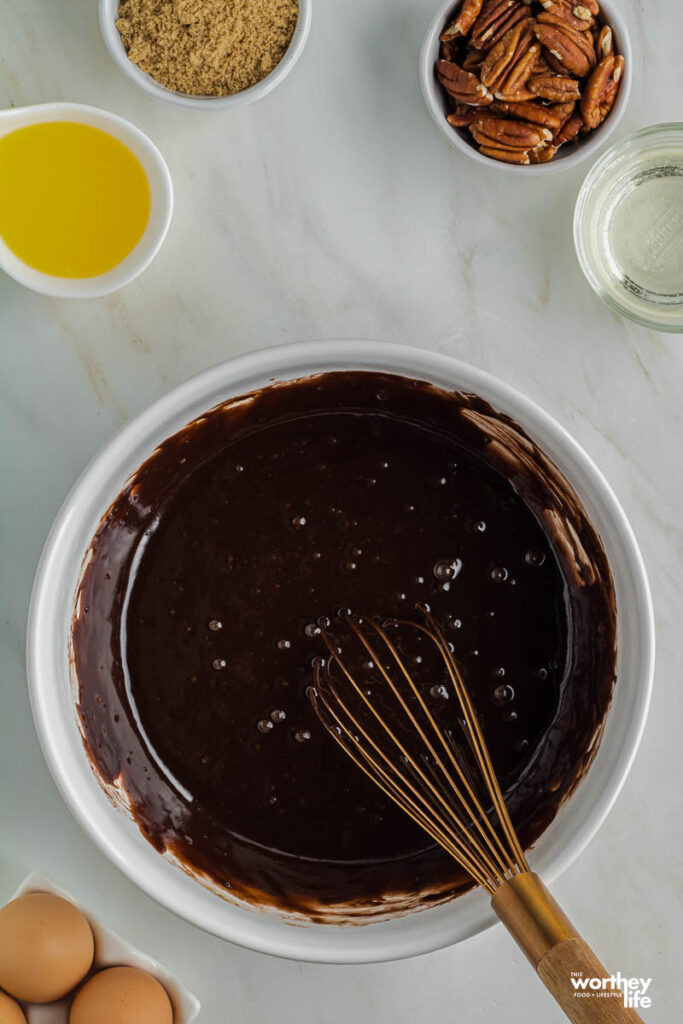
left=311, top=610, right=528, bottom=895
left=308, top=610, right=644, bottom=1024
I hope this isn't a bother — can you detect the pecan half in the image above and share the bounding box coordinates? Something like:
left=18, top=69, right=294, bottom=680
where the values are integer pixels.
left=494, top=86, right=535, bottom=101
left=441, top=0, right=484, bottom=40
left=437, top=60, right=494, bottom=105
left=554, top=110, right=583, bottom=144
left=528, top=72, right=581, bottom=102
left=541, top=0, right=598, bottom=16
left=462, top=46, right=486, bottom=71
left=551, top=99, right=577, bottom=126
left=531, top=52, right=551, bottom=74
left=479, top=145, right=531, bottom=164
left=440, top=38, right=462, bottom=62
left=596, top=24, right=613, bottom=58
left=612, top=53, right=625, bottom=82
left=573, top=3, right=598, bottom=24
left=471, top=0, right=528, bottom=50
left=480, top=21, right=535, bottom=90
left=542, top=48, right=572, bottom=75
left=494, top=98, right=562, bottom=129
left=470, top=115, right=551, bottom=149
left=499, top=40, right=541, bottom=96
left=534, top=21, right=596, bottom=76
left=580, top=53, right=624, bottom=129
left=538, top=4, right=595, bottom=34
left=447, top=105, right=481, bottom=126
left=471, top=0, right=516, bottom=40
left=530, top=143, right=558, bottom=162
left=481, top=6, right=532, bottom=50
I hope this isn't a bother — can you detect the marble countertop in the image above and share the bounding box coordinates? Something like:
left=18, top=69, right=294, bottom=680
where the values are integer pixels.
left=1, top=1, right=681, bottom=1021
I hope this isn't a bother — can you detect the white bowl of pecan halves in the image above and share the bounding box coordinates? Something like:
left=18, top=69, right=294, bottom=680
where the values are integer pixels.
left=420, top=0, right=632, bottom=171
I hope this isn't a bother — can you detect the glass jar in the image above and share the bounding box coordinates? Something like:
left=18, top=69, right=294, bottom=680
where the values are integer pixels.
left=574, top=124, right=683, bottom=333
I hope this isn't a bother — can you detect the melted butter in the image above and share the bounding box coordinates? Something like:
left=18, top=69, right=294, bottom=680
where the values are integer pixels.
left=0, top=121, right=151, bottom=278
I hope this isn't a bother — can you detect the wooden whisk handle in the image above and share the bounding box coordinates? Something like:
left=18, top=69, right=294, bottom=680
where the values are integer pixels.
left=492, top=873, right=646, bottom=1023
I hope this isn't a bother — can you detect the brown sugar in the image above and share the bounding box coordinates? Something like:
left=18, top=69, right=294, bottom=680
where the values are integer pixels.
left=116, top=0, right=300, bottom=97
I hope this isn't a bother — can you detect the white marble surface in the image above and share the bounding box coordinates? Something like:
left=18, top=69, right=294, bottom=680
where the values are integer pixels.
left=0, top=0, right=681, bottom=1021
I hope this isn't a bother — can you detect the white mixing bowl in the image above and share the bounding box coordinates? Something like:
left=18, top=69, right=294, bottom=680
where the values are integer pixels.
left=26, top=340, right=654, bottom=963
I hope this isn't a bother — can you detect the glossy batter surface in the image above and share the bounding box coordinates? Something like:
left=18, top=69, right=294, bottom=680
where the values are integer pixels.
left=73, top=372, right=616, bottom=919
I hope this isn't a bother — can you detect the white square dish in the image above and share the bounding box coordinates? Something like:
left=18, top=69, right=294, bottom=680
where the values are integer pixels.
left=4, top=873, right=200, bottom=1023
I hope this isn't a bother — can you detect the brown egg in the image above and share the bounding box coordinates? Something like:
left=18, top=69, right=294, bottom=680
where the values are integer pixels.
left=69, top=966, right=173, bottom=1024
left=0, top=892, right=94, bottom=1002
left=0, top=991, right=26, bottom=1024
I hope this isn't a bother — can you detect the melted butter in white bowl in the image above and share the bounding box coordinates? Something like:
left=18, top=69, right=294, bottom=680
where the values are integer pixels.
left=575, top=124, right=683, bottom=332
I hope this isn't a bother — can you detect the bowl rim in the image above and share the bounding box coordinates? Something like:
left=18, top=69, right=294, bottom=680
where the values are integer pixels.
left=26, top=340, right=655, bottom=963
left=419, top=0, right=633, bottom=175
left=98, top=0, right=313, bottom=109
left=573, top=121, right=683, bottom=332
left=0, top=102, right=173, bottom=298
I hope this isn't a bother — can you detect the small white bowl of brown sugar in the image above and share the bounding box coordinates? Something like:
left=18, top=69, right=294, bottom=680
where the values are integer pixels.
left=99, top=0, right=311, bottom=108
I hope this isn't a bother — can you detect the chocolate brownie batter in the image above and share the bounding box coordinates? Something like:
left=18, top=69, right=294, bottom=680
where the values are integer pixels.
left=73, top=371, right=616, bottom=920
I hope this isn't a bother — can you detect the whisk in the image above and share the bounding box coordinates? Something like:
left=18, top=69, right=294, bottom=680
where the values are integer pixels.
left=310, top=611, right=645, bottom=1024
